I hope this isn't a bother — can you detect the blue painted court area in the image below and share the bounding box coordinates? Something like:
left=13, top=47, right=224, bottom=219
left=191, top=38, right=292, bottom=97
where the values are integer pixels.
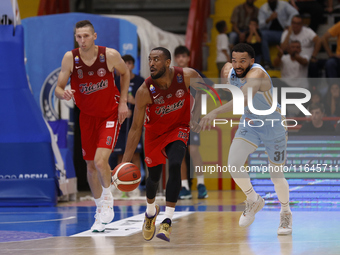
left=0, top=205, right=209, bottom=242
left=1, top=185, right=340, bottom=243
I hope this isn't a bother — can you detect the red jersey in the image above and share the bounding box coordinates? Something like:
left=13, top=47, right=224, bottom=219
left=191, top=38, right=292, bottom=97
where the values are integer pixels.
left=70, top=46, right=120, bottom=117
left=144, top=67, right=190, bottom=135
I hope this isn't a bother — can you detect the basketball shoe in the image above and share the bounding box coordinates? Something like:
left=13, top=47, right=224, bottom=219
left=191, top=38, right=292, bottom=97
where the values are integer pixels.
left=99, top=194, right=114, bottom=224
left=197, top=184, right=208, bottom=199
left=239, top=194, right=265, bottom=227
left=91, top=209, right=106, bottom=232
left=277, top=212, right=293, bottom=235
left=179, top=187, right=192, bottom=199
left=142, top=204, right=160, bottom=241
left=156, top=218, right=172, bottom=242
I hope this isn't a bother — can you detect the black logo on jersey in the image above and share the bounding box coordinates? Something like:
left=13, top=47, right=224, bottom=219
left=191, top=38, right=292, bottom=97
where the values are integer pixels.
left=79, top=79, right=108, bottom=95
left=155, top=99, right=185, bottom=117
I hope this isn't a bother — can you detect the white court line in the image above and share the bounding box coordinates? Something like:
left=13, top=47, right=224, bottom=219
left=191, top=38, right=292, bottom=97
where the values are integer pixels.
left=0, top=216, right=76, bottom=224
left=4, top=239, right=340, bottom=251
left=72, top=211, right=192, bottom=237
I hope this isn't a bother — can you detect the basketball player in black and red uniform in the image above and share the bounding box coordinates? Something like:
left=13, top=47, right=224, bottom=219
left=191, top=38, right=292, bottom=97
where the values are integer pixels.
left=55, top=20, right=129, bottom=232
left=122, top=47, right=203, bottom=242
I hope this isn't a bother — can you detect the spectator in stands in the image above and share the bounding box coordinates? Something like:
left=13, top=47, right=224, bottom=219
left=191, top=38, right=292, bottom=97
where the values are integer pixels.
left=273, top=40, right=309, bottom=88
left=289, top=0, right=333, bottom=32
left=245, top=18, right=263, bottom=63
left=258, top=0, right=298, bottom=69
left=229, top=0, right=259, bottom=48
left=322, top=21, right=340, bottom=78
left=280, top=15, right=322, bottom=77
left=323, top=83, right=340, bottom=116
left=310, top=90, right=322, bottom=104
left=215, top=20, right=231, bottom=76
left=299, top=103, right=335, bottom=133
left=174, top=46, right=206, bottom=79
left=174, top=46, right=208, bottom=200
left=297, top=89, right=322, bottom=117
left=273, top=40, right=309, bottom=115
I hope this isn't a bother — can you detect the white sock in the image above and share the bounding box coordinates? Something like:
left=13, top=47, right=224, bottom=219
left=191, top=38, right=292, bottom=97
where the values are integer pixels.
left=197, top=175, right=204, bottom=185
left=163, top=206, right=175, bottom=221
left=245, top=186, right=258, bottom=203
left=280, top=201, right=291, bottom=213
left=181, top=179, right=190, bottom=190
left=146, top=201, right=156, bottom=217
left=94, top=198, right=102, bottom=208
left=102, top=186, right=113, bottom=199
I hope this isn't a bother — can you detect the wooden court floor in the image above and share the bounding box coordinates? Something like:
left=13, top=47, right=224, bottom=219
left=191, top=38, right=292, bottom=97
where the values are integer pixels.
left=0, top=191, right=339, bottom=255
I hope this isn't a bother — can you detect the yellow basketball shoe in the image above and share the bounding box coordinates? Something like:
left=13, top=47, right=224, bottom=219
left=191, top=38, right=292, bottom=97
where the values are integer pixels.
left=156, top=218, right=172, bottom=242
left=142, top=204, right=160, bottom=241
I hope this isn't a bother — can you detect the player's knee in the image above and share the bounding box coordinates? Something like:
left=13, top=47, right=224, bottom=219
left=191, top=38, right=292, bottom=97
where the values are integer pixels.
left=94, top=157, right=108, bottom=173
left=86, top=161, right=96, bottom=175
left=168, top=161, right=182, bottom=172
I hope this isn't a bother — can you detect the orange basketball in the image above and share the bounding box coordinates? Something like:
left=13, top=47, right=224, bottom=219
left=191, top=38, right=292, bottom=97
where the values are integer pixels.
left=111, top=162, right=141, bottom=192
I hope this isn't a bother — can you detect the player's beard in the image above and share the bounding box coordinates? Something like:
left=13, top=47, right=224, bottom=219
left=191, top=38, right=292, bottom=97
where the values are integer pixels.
left=235, top=65, right=251, bottom=78
left=151, top=66, right=166, bottom=79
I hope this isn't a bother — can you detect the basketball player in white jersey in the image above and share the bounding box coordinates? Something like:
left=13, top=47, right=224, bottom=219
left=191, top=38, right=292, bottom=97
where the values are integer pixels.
left=198, top=43, right=292, bottom=235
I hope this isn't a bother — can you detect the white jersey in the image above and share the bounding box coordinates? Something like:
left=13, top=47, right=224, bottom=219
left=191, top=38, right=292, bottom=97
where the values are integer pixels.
left=228, top=63, right=283, bottom=121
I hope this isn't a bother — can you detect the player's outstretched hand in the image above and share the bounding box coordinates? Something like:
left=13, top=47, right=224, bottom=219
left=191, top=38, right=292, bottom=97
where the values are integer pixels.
left=63, top=89, right=75, bottom=101
left=118, top=102, right=128, bottom=124
left=198, top=110, right=217, bottom=131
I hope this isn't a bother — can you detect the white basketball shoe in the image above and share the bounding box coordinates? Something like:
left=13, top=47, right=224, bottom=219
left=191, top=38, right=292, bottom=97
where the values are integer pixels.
left=91, top=209, right=106, bottom=232
left=239, top=194, right=265, bottom=228
left=277, top=212, right=293, bottom=235
left=99, top=194, right=114, bottom=224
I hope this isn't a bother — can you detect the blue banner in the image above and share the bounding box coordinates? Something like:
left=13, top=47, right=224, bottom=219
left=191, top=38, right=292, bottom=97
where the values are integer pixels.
left=22, top=13, right=138, bottom=109
left=0, top=25, right=58, bottom=206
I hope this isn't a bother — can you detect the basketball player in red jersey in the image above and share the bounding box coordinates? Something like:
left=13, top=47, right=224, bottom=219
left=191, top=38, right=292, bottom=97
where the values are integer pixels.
left=122, top=47, right=203, bottom=242
left=55, top=20, right=129, bottom=232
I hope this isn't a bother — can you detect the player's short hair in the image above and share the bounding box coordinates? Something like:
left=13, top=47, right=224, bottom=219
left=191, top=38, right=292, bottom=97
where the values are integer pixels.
left=174, top=46, right=190, bottom=57
left=215, top=20, right=226, bottom=33
left=75, top=20, right=94, bottom=32
left=151, top=47, right=171, bottom=61
left=122, top=54, right=135, bottom=64
left=309, top=102, right=325, bottom=113
left=231, top=43, right=255, bottom=59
